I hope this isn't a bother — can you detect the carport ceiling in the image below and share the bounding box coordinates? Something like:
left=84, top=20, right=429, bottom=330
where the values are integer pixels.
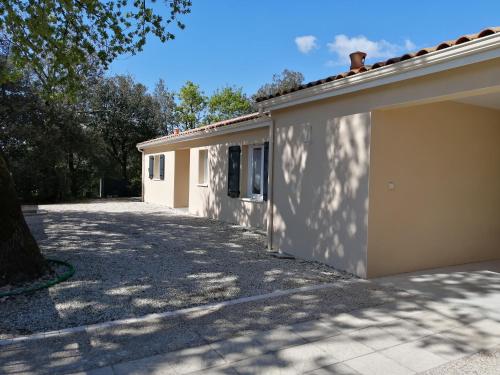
left=454, top=91, right=500, bottom=110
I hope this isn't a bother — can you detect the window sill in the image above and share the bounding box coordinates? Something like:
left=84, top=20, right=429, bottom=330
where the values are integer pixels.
left=240, top=197, right=265, bottom=203
left=197, top=183, right=208, bottom=187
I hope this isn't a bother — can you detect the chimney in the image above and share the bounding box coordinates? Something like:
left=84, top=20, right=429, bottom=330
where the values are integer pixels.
left=349, top=51, right=367, bottom=70
left=173, top=128, right=180, bottom=135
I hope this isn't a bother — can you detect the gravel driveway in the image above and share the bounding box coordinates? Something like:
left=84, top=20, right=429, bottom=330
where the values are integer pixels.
left=0, top=200, right=351, bottom=338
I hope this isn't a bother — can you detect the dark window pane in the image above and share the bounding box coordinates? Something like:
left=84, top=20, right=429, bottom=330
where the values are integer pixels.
left=252, top=147, right=262, bottom=195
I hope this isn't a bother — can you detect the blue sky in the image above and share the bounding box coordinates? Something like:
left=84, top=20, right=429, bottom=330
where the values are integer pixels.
left=109, top=1, right=500, bottom=96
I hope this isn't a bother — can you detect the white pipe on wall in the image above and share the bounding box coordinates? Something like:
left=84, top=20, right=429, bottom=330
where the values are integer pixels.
left=267, top=119, right=275, bottom=250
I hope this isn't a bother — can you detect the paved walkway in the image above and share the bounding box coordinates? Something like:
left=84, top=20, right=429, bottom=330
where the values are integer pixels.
left=2, top=261, right=500, bottom=374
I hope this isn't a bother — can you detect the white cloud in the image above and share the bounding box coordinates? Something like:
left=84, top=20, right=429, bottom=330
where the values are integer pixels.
left=294, top=35, right=318, bottom=54
left=404, top=39, right=416, bottom=51
left=326, top=34, right=416, bottom=66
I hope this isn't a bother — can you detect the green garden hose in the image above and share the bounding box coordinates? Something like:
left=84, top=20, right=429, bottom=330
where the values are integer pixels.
left=0, top=259, right=75, bottom=297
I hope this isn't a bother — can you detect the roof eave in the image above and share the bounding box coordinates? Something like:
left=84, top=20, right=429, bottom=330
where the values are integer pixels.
left=258, top=33, right=500, bottom=111
left=137, top=116, right=272, bottom=150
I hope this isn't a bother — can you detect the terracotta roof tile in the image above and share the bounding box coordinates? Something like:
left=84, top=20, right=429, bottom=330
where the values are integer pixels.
left=255, top=27, right=500, bottom=103
left=137, top=112, right=266, bottom=148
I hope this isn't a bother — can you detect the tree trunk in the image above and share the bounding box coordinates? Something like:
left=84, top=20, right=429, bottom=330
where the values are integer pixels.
left=0, top=152, right=47, bottom=286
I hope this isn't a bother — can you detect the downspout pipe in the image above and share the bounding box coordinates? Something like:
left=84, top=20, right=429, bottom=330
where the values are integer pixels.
left=267, top=119, right=275, bottom=250
left=139, top=148, right=145, bottom=202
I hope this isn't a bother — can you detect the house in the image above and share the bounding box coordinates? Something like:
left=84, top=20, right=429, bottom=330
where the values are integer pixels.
left=137, top=27, right=500, bottom=278
left=137, top=113, right=272, bottom=228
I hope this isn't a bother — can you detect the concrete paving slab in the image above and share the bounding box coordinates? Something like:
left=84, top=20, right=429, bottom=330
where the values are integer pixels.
left=112, top=354, right=175, bottom=375
left=68, top=367, right=114, bottom=375
left=208, top=334, right=266, bottom=363
left=469, top=318, right=500, bottom=337
left=369, top=300, right=424, bottom=320
left=348, top=326, right=403, bottom=350
left=395, top=309, right=464, bottom=334
left=349, top=304, right=403, bottom=325
left=306, top=362, right=361, bottom=374
left=439, top=324, right=500, bottom=352
left=381, top=340, right=448, bottom=372
left=229, top=353, right=300, bottom=375
left=153, top=344, right=226, bottom=375
left=320, top=312, right=376, bottom=333
left=274, top=341, right=340, bottom=373
left=112, top=344, right=225, bottom=375
left=411, top=333, right=477, bottom=361
left=312, top=334, right=373, bottom=362
left=188, top=364, right=239, bottom=374
left=379, top=318, right=434, bottom=342
left=344, top=352, right=415, bottom=375
left=251, top=326, right=307, bottom=352
left=289, top=319, right=342, bottom=342
left=374, top=262, right=500, bottom=324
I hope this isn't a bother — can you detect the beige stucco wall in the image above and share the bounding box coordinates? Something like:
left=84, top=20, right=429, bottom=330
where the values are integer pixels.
left=188, top=128, right=269, bottom=228
left=269, top=58, right=500, bottom=277
left=142, top=127, right=269, bottom=228
left=367, top=101, right=500, bottom=277
left=271, top=109, right=371, bottom=277
left=143, top=151, right=175, bottom=206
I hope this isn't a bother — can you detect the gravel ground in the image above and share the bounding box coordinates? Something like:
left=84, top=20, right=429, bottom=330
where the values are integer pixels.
left=0, top=200, right=352, bottom=338
left=422, top=347, right=500, bottom=375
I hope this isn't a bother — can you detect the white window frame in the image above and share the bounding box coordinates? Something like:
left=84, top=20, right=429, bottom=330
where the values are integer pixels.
left=198, top=149, right=209, bottom=186
left=247, top=144, right=265, bottom=200
left=153, top=155, right=161, bottom=180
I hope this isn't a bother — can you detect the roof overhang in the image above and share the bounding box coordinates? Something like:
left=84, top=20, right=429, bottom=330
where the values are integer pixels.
left=137, top=116, right=272, bottom=151
left=258, top=33, right=500, bottom=111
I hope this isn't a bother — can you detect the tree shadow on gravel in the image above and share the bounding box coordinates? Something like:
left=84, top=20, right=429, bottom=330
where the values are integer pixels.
left=1, top=204, right=350, bottom=338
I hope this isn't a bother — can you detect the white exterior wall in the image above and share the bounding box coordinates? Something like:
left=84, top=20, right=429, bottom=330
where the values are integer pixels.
left=143, top=151, right=175, bottom=206
left=188, top=128, right=269, bottom=228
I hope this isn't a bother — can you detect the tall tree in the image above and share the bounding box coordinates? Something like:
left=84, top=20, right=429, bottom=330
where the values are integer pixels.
left=1, top=0, right=191, bottom=96
left=90, top=75, right=164, bottom=185
left=253, top=69, right=305, bottom=100
left=206, top=86, right=253, bottom=123
left=2, top=65, right=103, bottom=204
left=153, top=79, right=177, bottom=134
left=175, top=81, right=207, bottom=129
left=0, top=0, right=191, bottom=284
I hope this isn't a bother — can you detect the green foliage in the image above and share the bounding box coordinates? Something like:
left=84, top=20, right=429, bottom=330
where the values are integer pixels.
left=154, top=79, right=177, bottom=134
left=1, top=67, right=264, bottom=203
left=0, top=67, right=98, bottom=202
left=0, top=0, right=191, bottom=96
left=89, top=75, right=165, bottom=184
left=253, top=69, right=304, bottom=100
left=175, top=81, right=207, bottom=129
left=0, top=69, right=168, bottom=202
left=205, top=86, right=253, bottom=123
